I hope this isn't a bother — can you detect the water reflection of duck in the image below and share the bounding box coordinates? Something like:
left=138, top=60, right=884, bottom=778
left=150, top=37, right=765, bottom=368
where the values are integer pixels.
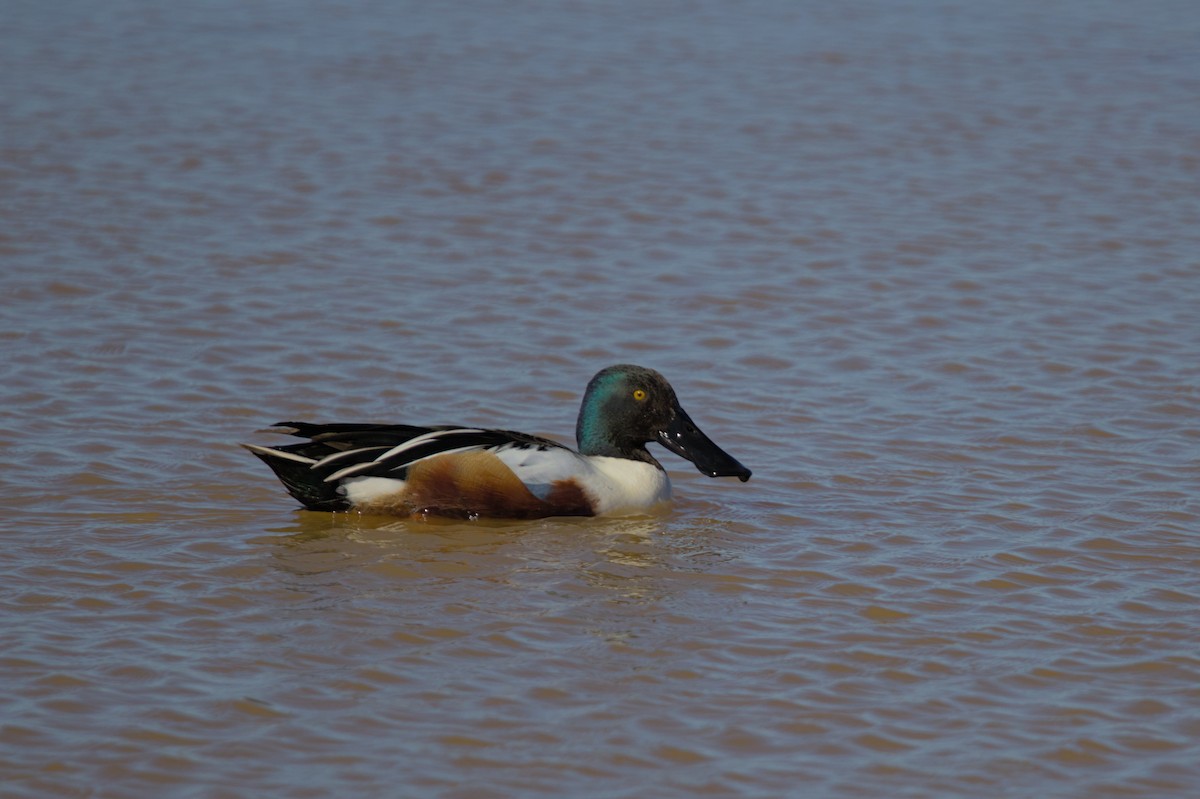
left=243, top=364, right=751, bottom=520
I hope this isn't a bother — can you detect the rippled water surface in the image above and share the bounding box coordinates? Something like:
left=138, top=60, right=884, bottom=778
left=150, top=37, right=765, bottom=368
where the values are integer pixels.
left=3, top=1, right=1199, bottom=796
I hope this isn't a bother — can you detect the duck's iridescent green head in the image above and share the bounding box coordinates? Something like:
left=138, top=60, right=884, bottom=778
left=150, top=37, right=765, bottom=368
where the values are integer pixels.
left=575, top=364, right=751, bottom=481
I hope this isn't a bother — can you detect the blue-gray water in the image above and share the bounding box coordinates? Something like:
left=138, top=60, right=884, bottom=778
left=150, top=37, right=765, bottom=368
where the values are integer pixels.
left=3, top=1, right=1198, bottom=796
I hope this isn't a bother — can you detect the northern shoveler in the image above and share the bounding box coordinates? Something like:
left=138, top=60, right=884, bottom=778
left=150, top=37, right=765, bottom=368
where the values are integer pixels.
left=242, top=364, right=751, bottom=519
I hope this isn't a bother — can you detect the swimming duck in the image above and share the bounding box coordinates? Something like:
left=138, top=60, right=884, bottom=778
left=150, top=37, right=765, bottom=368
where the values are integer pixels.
left=242, top=364, right=751, bottom=519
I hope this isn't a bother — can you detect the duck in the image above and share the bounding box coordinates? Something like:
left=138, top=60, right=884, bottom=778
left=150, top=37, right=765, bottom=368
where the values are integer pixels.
left=242, top=364, right=751, bottom=519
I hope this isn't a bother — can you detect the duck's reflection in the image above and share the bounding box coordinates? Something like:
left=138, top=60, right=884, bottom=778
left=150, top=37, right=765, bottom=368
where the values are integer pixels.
left=255, top=510, right=678, bottom=598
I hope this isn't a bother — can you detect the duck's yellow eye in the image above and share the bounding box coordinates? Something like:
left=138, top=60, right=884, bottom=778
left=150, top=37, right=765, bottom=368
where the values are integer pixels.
left=632, top=389, right=647, bottom=401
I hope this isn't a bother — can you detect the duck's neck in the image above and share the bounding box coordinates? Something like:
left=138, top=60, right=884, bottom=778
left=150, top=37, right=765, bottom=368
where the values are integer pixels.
left=576, top=406, right=619, bottom=458
left=576, top=408, right=655, bottom=464
left=576, top=380, right=612, bottom=456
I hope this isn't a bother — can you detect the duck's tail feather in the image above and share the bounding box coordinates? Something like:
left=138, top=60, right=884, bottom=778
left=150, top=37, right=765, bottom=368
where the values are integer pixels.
left=241, top=443, right=350, bottom=511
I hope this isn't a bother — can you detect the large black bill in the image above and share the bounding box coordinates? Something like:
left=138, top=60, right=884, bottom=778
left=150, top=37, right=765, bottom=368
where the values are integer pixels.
left=656, top=407, right=752, bottom=482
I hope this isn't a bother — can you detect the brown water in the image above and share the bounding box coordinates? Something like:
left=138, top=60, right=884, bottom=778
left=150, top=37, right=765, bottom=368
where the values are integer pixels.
left=3, top=1, right=1199, bottom=796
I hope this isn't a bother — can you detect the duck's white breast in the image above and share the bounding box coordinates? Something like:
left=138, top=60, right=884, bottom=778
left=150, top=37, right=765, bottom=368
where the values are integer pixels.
left=580, top=456, right=671, bottom=516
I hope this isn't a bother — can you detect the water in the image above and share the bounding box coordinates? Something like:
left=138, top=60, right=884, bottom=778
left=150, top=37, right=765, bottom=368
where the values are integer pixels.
left=2, top=1, right=1198, bottom=796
